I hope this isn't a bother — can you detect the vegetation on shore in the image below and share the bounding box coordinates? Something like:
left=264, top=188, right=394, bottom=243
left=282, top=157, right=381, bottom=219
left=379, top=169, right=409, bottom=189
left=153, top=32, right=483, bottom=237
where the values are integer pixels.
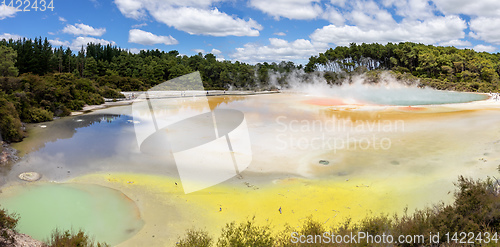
left=0, top=206, right=18, bottom=246
left=1, top=37, right=500, bottom=143
left=46, top=229, right=109, bottom=247
left=177, top=175, right=500, bottom=246
left=0, top=208, right=108, bottom=247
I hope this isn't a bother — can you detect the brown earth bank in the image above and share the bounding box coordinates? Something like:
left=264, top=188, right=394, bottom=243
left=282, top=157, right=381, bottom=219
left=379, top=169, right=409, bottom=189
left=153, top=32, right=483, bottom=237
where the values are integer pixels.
left=0, top=142, right=19, bottom=166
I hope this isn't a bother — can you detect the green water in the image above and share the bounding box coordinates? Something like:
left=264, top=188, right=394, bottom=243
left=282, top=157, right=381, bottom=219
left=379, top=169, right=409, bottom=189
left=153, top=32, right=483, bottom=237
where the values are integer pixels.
left=0, top=183, right=143, bottom=245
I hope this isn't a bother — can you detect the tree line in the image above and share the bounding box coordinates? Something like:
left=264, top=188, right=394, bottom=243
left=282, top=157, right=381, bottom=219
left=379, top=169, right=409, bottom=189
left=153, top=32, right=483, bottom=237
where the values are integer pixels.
left=0, top=37, right=298, bottom=90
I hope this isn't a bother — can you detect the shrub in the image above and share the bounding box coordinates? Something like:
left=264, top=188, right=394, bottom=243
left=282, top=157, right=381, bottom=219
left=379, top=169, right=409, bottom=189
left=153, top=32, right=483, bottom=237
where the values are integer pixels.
left=45, top=229, right=109, bottom=247
left=100, top=87, right=125, bottom=99
left=177, top=229, right=213, bottom=247
left=0, top=206, right=19, bottom=246
left=0, top=95, right=23, bottom=142
left=216, top=217, right=274, bottom=247
left=26, top=107, right=53, bottom=123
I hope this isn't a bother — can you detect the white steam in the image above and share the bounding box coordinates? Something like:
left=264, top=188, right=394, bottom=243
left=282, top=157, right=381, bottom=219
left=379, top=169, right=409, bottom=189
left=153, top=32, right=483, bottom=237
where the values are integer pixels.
left=269, top=70, right=486, bottom=106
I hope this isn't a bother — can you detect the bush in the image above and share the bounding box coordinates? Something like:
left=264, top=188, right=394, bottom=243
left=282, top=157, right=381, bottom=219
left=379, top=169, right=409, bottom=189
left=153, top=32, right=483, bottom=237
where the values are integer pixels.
left=0, top=95, right=23, bottom=142
left=67, top=100, right=86, bottom=111
left=26, top=107, right=53, bottom=123
left=177, top=229, right=213, bottom=247
left=217, top=217, right=274, bottom=247
left=100, top=87, right=125, bottom=99
left=0, top=206, right=19, bottom=246
left=45, top=229, right=109, bottom=247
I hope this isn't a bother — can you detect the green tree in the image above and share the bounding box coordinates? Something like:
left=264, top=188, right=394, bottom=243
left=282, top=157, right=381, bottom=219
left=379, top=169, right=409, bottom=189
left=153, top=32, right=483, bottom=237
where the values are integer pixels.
left=0, top=46, right=18, bottom=77
left=83, top=57, right=98, bottom=78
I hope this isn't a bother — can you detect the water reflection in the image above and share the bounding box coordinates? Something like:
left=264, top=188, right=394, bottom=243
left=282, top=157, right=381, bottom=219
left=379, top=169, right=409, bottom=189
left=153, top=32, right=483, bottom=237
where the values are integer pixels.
left=6, top=113, right=177, bottom=186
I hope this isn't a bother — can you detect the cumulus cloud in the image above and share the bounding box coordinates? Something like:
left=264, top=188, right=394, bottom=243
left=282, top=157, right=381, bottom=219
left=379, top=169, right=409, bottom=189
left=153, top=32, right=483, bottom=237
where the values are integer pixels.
left=438, top=39, right=472, bottom=47
left=59, top=16, right=67, bottom=22
left=192, top=49, right=205, bottom=54
left=322, top=5, right=345, bottom=26
left=310, top=16, right=466, bottom=46
left=48, top=37, right=116, bottom=51
left=210, top=48, right=222, bottom=55
left=469, top=17, right=500, bottom=45
left=473, top=44, right=497, bottom=53
left=0, top=5, right=16, bottom=20
left=346, top=0, right=396, bottom=29
left=0, top=33, right=22, bottom=41
left=274, top=32, right=286, bottom=36
left=114, top=0, right=147, bottom=19
left=231, top=38, right=328, bottom=64
left=249, top=0, right=323, bottom=20
left=433, top=0, right=500, bottom=17
left=149, top=7, right=261, bottom=36
left=71, top=37, right=116, bottom=50
left=114, top=0, right=262, bottom=36
left=382, top=0, right=435, bottom=20
left=128, top=29, right=178, bottom=45
left=49, top=39, right=70, bottom=47
left=128, top=48, right=146, bottom=54
left=191, top=48, right=222, bottom=56
left=62, top=23, right=106, bottom=37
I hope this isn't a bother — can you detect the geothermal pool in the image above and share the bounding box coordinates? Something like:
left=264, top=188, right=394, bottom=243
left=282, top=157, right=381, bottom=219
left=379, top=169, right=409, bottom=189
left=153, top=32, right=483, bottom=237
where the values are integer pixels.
left=0, top=183, right=143, bottom=245
left=2, top=87, right=500, bottom=246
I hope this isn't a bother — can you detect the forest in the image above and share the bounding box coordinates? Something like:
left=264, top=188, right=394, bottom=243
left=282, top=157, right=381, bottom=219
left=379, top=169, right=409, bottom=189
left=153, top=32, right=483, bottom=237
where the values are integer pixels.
left=1, top=37, right=500, bottom=142
left=305, top=42, right=500, bottom=92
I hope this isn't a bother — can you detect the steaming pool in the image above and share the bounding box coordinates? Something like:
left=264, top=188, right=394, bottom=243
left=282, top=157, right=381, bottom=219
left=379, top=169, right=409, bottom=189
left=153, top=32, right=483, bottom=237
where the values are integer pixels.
left=2, top=88, right=500, bottom=246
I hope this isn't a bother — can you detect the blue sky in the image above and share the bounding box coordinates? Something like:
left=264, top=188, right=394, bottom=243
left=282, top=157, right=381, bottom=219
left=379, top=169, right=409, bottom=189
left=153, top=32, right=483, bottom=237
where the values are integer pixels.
left=0, top=0, right=499, bottom=64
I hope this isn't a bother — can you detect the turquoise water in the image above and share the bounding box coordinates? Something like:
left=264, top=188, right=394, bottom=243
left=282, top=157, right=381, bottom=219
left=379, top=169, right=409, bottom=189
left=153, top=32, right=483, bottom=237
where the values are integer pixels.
left=299, top=82, right=489, bottom=105
left=0, top=183, right=143, bottom=245
left=359, top=88, right=488, bottom=105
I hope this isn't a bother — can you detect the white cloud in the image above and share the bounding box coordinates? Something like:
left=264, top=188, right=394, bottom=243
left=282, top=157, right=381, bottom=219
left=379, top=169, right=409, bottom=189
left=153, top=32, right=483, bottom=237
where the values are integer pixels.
left=114, top=0, right=147, bottom=19
left=210, top=48, right=222, bottom=55
left=274, top=32, right=286, bottom=36
left=0, top=5, right=16, bottom=20
left=310, top=16, right=466, bottom=46
left=192, top=49, right=205, bottom=54
left=433, top=0, right=500, bottom=17
left=59, top=16, right=67, bottom=22
left=149, top=7, right=262, bottom=36
left=249, top=0, right=323, bottom=20
left=191, top=48, right=222, bottom=57
left=383, top=0, right=435, bottom=20
left=470, top=17, right=500, bottom=45
left=330, top=0, right=347, bottom=7
left=347, top=0, right=396, bottom=29
left=49, top=39, right=70, bottom=47
left=473, top=44, right=497, bottom=53
left=322, top=5, right=345, bottom=26
left=128, top=48, right=145, bottom=54
left=44, top=36, right=116, bottom=51
left=438, top=39, right=472, bottom=47
left=131, top=23, right=147, bottom=28
left=71, top=37, right=116, bottom=50
left=62, top=23, right=106, bottom=37
left=231, top=38, right=328, bottom=64
left=0, top=33, right=21, bottom=41
left=128, top=29, right=178, bottom=45
left=114, top=0, right=262, bottom=37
